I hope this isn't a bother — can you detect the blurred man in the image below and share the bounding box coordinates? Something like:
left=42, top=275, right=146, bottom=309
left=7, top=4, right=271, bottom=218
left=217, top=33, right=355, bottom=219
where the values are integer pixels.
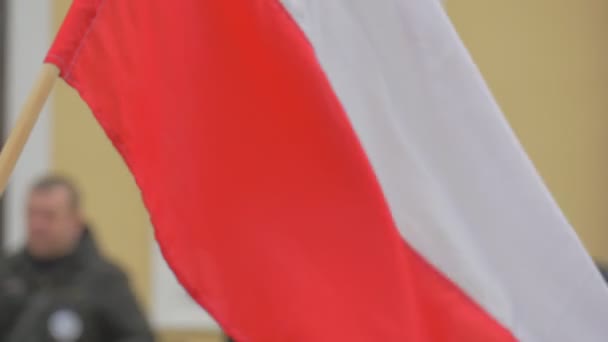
left=0, top=175, right=154, bottom=342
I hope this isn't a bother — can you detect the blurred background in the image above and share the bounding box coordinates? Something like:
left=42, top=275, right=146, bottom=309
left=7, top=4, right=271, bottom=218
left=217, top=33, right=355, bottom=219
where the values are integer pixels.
left=0, top=0, right=606, bottom=341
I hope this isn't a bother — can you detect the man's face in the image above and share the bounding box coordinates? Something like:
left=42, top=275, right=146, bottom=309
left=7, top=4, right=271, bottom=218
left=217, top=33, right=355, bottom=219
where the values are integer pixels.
left=26, top=186, right=82, bottom=259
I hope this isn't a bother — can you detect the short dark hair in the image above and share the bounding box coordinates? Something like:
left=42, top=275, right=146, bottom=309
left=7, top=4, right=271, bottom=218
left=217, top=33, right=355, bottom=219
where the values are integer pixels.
left=30, top=174, right=81, bottom=210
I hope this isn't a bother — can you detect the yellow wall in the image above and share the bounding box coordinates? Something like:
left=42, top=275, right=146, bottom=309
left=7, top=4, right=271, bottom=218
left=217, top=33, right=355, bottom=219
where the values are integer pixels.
left=449, top=0, right=608, bottom=260
left=49, top=1, right=608, bottom=341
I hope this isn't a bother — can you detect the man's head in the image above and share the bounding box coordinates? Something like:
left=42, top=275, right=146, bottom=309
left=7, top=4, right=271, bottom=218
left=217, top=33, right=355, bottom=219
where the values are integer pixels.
left=26, top=175, right=84, bottom=259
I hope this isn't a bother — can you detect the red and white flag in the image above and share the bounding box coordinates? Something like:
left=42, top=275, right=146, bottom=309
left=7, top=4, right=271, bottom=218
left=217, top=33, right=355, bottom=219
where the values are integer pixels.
left=47, top=0, right=608, bottom=341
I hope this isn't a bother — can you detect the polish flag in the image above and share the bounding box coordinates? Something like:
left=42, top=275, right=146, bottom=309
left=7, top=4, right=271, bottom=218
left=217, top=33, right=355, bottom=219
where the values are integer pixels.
left=46, top=0, right=608, bottom=341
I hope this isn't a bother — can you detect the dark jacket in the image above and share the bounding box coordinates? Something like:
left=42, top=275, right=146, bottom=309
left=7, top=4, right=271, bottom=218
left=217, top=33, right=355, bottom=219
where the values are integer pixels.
left=0, top=230, right=154, bottom=342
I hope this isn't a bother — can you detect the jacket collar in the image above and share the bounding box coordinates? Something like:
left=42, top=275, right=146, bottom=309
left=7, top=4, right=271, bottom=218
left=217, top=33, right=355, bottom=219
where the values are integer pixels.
left=23, top=226, right=100, bottom=271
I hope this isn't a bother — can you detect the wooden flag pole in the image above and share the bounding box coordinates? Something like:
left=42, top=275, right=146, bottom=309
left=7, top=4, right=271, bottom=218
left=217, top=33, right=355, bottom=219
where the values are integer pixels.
left=0, top=63, right=59, bottom=195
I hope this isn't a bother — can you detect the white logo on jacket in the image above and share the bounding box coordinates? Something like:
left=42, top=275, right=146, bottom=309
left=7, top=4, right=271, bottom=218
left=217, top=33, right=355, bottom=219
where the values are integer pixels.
left=47, top=309, right=83, bottom=342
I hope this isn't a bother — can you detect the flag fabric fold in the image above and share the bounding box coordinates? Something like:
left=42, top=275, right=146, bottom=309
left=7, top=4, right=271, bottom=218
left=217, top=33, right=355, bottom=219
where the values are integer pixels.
left=46, top=0, right=608, bottom=341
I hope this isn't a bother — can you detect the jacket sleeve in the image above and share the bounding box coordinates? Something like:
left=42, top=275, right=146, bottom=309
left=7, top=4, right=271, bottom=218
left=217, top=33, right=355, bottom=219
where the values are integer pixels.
left=0, top=259, right=28, bottom=341
left=0, top=260, right=15, bottom=339
left=92, top=264, right=155, bottom=342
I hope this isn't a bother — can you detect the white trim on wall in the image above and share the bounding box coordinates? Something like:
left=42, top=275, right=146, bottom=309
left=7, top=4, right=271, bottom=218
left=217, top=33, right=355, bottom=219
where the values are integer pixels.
left=3, top=0, right=52, bottom=252
left=151, top=239, right=219, bottom=330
